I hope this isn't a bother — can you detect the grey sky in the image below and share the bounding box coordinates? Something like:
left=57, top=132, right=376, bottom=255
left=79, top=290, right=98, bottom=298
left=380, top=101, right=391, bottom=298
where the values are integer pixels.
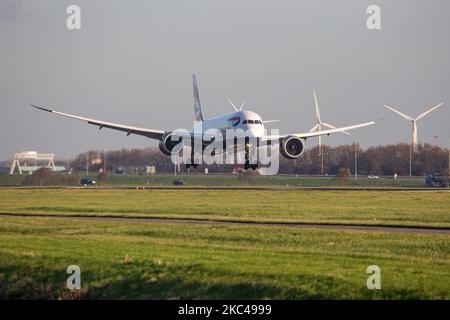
left=1, top=0, right=449, bottom=160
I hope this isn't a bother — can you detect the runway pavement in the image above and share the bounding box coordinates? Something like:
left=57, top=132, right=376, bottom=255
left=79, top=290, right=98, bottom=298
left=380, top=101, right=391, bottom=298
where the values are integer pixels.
left=1, top=213, right=449, bottom=235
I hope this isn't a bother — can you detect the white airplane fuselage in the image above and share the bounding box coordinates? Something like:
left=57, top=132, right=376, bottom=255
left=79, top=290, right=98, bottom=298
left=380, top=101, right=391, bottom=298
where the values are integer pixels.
left=193, top=110, right=265, bottom=140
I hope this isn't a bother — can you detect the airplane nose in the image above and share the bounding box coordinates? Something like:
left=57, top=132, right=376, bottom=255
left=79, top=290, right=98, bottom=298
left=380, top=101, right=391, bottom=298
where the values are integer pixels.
left=247, top=127, right=263, bottom=138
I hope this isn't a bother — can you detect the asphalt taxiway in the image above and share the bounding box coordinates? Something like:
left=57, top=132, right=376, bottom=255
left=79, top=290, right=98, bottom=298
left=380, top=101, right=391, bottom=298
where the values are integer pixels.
left=1, top=213, right=449, bottom=235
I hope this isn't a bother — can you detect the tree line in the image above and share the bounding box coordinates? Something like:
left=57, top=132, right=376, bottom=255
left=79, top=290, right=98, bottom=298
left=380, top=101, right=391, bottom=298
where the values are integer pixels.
left=67, top=143, right=450, bottom=176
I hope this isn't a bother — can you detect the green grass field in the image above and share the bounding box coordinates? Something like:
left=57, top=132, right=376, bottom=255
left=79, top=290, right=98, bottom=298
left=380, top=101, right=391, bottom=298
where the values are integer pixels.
left=102, top=174, right=428, bottom=188
left=0, top=173, right=428, bottom=188
left=0, top=189, right=449, bottom=228
left=0, top=189, right=449, bottom=299
left=0, top=216, right=449, bottom=299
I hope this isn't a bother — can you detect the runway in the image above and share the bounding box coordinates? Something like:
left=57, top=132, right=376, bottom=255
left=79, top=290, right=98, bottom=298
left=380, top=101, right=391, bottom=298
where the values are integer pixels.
left=1, top=213, right=449, bottom=235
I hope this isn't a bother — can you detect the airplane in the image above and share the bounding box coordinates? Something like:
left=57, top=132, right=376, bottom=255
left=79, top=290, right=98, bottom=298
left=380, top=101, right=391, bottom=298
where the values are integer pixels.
left=31, top=75, right=376, bottom=170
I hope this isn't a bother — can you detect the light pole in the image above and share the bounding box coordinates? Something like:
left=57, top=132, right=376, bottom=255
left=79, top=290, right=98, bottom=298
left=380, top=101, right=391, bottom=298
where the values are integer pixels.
left=102, top=133, right=106, bottom=173
left=448, top=140, right=450, bottom=175
left=320, top=149, right=336, bottom=175
left=321, top=145, right=324, bottom=174
left=354, top=140, right=358, bottom=180
left=86, top=152, right=89, bottom=177
left=409, top=143, right=412, bottom=177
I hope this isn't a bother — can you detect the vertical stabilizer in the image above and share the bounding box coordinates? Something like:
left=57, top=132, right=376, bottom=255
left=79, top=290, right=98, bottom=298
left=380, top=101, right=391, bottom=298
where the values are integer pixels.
left=192, top=74, right=204, bottom=122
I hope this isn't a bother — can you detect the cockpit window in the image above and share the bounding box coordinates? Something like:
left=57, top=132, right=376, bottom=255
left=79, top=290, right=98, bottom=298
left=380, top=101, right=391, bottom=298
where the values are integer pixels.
left=242, top=119, right=262, bottom=124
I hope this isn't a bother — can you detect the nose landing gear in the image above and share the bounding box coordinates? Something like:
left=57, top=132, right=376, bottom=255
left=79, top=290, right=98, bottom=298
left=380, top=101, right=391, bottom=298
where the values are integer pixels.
left=244, top=137, right=259, bottom=171
left=244, top=161, right=258, bottom=171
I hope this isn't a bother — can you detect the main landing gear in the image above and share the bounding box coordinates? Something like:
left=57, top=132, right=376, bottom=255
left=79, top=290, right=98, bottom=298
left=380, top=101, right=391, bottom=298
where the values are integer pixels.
left=244, top=161, right=258, bottom=171
left=244, top=138, right=258, bottom=170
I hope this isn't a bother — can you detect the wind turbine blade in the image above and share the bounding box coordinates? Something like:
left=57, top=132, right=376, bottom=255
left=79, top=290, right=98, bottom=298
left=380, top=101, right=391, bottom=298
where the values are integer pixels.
left=321, top=122, right=336, bottom=129
left=321, top=122, right=352, bottom=135
left=239, top=101, right=245, bottom=111
left=383, top=105, right=414, bottom=121
left=313, top=90, right=321, bottom=122
left=416, top=103, right=444, bottom=121
left=309, top=123, right=320, bottom=132
left=228, top=99, right=239, bottom=112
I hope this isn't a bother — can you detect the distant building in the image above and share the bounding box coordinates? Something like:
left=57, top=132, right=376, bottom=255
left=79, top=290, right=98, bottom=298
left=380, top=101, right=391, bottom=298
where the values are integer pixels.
left=9, top=151, right=65, bottom=174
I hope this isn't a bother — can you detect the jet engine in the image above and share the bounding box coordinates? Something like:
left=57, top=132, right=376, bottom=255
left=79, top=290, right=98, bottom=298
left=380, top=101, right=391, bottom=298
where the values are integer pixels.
left=280, top=135, right=305, bottom=159
left=158, top=132, right=184, bottom=156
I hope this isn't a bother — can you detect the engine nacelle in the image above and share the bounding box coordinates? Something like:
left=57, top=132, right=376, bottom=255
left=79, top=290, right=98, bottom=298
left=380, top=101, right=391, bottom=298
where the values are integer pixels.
left=158, top=132, right=184, bottom=156
left=280, top=135, right=305, bottom=159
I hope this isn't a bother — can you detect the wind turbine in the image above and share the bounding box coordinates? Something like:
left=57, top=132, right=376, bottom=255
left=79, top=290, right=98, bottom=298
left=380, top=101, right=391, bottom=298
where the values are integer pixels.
left=383, top=103, right=444, bottom=152
left=309, top=90, right=350, bottom=156
left=228, top=99, right=245, bottom=112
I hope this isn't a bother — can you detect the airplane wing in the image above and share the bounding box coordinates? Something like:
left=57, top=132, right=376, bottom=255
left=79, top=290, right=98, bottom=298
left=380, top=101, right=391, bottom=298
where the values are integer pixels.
left=31, top=105, right=166, bottom=140
left=262, top=121, right=375, bottom=141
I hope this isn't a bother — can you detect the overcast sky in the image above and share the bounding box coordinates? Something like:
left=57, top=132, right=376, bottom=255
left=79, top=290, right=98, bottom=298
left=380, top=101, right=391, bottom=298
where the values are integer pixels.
left=1, top=0, right=449, bottom=159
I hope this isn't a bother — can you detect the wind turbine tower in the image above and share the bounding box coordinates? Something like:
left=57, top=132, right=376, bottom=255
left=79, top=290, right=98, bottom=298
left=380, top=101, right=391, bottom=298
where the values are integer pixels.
left=309, top=90, right=350, bottom=173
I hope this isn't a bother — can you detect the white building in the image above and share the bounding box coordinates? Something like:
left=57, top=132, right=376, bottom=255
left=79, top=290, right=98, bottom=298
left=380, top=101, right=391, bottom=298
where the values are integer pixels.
left=9, top=151, right=65, bottom=174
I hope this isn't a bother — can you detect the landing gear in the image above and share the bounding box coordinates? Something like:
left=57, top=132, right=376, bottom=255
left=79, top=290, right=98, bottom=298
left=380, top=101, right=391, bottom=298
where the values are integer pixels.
left=243, top=136, right=259, bottom=171
left=244, top=161, right=258, bottom=171
left=186, top=146, right=200, bottom=169
left=244, top=137, right=258, bottom=171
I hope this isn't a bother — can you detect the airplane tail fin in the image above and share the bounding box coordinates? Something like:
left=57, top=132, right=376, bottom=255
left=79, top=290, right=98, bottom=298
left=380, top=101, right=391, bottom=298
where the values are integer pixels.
left=192, top=74, right=204, bottom=122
